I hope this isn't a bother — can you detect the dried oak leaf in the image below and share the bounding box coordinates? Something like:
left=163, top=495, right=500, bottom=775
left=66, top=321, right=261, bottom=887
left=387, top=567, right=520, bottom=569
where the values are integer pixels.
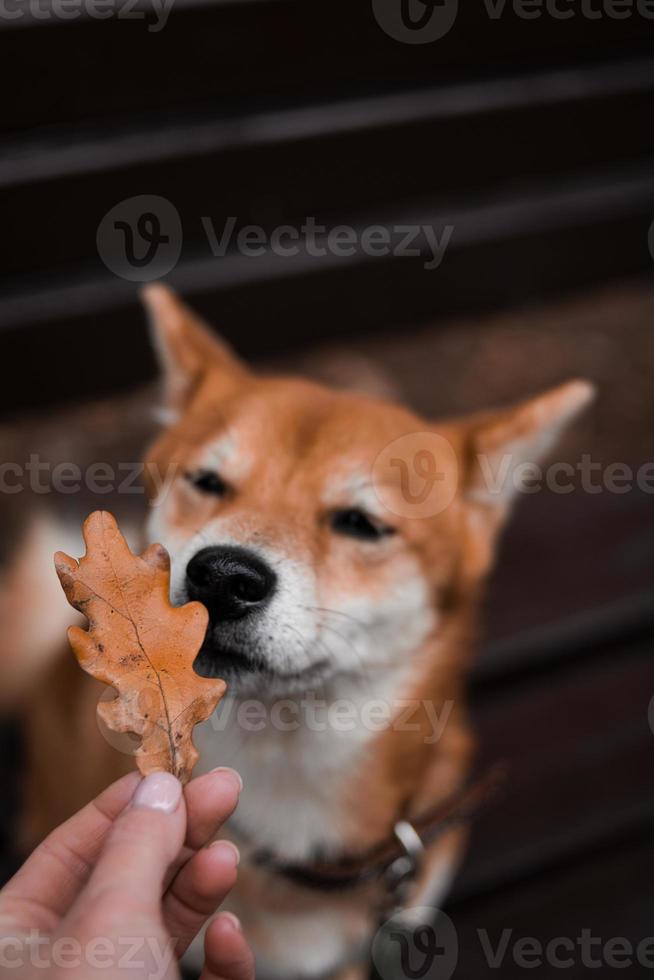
left=55, top=510, right=225, bottom=784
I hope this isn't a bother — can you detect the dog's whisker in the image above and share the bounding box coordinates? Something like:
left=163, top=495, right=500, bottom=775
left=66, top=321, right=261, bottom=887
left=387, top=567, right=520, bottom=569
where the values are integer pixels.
left=314, top=620, right=394, bottom=673
left=280, top=620, right=335, bottom=669
left=300, top=604, right=368, bottom=629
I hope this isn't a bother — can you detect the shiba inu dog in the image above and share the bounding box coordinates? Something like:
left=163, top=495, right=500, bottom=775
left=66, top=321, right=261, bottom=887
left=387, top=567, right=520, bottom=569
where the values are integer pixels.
left=2, top=285, right=594, bottom=980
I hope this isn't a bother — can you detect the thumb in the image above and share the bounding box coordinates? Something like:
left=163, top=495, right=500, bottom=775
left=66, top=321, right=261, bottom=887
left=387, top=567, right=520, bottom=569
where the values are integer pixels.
left=67, top=772, right=186, bottom=929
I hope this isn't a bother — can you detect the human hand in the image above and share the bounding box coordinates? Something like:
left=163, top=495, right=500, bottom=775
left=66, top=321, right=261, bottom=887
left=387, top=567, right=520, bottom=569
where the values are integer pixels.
left=0, top=769, right=254, bottom=980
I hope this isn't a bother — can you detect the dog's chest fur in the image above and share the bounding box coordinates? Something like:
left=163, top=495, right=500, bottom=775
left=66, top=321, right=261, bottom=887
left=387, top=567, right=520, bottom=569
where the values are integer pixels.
left=188, top=667, right=463, bottom=980
left=193, top=668, right=412, bottom=861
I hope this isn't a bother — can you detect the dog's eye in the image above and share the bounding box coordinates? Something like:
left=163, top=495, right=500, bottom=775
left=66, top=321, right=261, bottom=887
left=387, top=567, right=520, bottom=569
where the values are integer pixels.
left=330, top=508, right=393, bottom=541
left=186, top=470, right=229, bottom=497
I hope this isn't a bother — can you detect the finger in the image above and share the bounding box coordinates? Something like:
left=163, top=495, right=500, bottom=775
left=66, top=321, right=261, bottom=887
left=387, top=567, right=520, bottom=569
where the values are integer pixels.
left=65, top=771, right=186, bottom=930
left=184, top=768, right=242, bottom=851
left=159, top=767, right=242, bottom=896
left=0, top=772, right=140, bottom=933
left=163, top=840, right=240, bottom=955
left=201, top=913, right=255, bottom=980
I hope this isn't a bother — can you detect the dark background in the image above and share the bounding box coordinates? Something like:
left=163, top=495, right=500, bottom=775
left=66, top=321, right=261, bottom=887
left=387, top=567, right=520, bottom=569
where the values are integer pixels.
left=1, top=1, right=654, bottom=977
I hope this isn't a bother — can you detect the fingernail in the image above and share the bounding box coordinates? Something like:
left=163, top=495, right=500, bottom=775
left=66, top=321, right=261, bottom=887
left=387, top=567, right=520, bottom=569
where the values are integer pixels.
left=210, top=766, right=243, bottom=793
left=220, top=912, right=242, bottom=932
left=132, top=772, right=182, bottom=814
left=210, top=840, right=240, bottom=866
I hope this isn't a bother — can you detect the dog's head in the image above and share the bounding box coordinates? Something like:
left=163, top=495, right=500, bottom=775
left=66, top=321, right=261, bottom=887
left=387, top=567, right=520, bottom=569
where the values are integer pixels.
left=142, top=285, right=594, bottom=697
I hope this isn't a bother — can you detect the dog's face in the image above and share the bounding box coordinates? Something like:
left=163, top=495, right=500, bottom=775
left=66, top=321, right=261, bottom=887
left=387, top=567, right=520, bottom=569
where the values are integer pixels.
left=147, top=375, right=461, bottom=696
left=142, top=286, right=593, bottom=697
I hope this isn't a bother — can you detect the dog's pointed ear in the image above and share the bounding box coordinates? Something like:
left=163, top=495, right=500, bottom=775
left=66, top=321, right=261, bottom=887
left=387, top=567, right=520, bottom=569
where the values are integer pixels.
left=141, top=284, right=247, bottom=414
left=463, top=379, right=595, bottom=508
left=450, top=379, right=595, bottom=583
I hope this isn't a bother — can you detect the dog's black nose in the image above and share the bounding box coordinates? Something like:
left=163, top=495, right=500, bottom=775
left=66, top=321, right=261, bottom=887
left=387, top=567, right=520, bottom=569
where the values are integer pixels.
left=186, top=546, right=276, bottom=621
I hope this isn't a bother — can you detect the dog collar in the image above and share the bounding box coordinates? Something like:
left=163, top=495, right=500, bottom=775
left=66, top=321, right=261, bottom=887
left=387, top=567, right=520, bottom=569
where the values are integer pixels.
left=251, top=764, right=506, bottom=900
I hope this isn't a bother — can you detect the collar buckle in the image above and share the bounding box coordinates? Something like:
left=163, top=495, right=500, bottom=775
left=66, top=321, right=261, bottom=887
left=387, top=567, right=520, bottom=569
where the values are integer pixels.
left=383, top=819, right=425, bottom=910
